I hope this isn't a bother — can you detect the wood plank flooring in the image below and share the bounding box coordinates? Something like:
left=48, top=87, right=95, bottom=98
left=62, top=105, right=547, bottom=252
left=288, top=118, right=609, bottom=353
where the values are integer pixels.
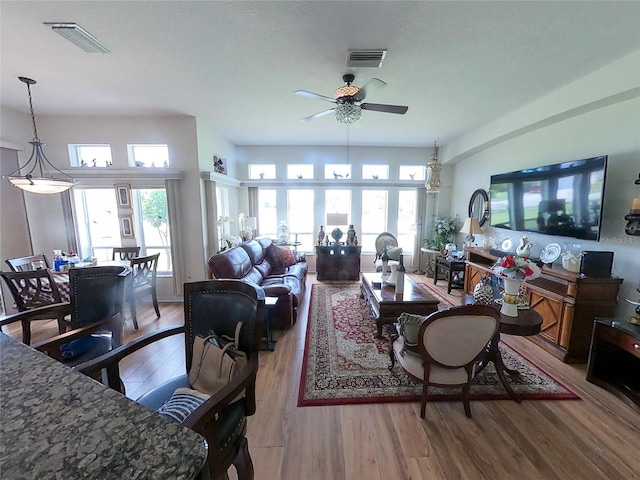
left=4, top=273, right=639, bottom=480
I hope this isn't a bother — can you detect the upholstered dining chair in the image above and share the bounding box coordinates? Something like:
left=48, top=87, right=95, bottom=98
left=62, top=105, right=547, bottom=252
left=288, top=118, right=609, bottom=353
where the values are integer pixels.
left=0, top=265, right=131, bottom=368
left=126, top=253, right=160, bottom=329
left=112, top=246, right=140, bottom=261
left=389, top=305, right=501, bottom=419
left=74, top=279, right=265, bottom=480
left=0, top=269, right=67, bottom=344
left=5, top=253, right=50, bottom=272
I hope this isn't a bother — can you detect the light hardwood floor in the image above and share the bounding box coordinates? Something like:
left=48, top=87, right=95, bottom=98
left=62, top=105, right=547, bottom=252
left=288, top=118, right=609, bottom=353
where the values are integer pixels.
left=4, top=273, right=640, bottom=480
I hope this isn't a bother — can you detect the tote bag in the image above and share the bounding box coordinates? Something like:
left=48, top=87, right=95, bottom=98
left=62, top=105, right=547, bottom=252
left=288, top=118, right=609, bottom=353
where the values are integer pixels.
left=189, top=322, right=247, bottom=398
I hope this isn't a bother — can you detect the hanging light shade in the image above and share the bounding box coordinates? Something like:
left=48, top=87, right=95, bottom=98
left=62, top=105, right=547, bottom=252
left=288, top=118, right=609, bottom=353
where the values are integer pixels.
left=425, top=141, right=441, bottom=191
left=335, top=103, right=361, bottom=124
left=5, top=77, right=76, bottom=194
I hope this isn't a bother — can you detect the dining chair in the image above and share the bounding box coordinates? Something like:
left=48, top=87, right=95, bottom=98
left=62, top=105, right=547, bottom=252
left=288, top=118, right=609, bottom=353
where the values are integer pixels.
left=0, top=265, right=131, bottom=369
left=127, top=253, right=160, bottom=329
left=5, top=253, right=51, bottom=272
left=389, top=304, right=501, bottom=418
left=112, top=246, right=140, bottom=261
left=75, top=279, right=265, bottom=480
left=0, top=269, right=67, bottom=344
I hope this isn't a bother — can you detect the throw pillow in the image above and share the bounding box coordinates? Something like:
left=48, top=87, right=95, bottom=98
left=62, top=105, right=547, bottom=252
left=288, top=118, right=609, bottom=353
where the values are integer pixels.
left=157, top=388, right=211, bottom=423
left=387, top=246, right=403, bottom=261
left=266, top=245, right=298, bottom=268
left=279, top=247, right=297, bottom=267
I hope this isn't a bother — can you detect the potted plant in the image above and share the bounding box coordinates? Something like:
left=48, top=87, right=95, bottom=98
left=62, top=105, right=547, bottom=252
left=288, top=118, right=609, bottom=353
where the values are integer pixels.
left=422, top=215, right=461, bottom=253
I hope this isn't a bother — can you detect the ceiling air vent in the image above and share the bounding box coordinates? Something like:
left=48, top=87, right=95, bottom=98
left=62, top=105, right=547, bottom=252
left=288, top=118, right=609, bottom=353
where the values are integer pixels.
left=43, top=22, right=111, bottom=53
left=346, top=49, right=387, bottom=68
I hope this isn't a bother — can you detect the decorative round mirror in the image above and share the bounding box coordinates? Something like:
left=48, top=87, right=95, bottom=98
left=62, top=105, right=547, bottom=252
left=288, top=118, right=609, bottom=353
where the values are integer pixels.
left=468, top=189, right=489, bottom=226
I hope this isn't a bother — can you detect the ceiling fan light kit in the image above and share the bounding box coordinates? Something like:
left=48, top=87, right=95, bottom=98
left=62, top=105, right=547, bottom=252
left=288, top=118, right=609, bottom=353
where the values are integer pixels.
left=295, top=74, right=408, bottom=124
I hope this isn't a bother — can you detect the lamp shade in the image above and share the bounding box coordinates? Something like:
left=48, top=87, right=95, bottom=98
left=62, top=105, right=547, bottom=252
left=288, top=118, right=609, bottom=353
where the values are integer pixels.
left=326, top=213, right=348, bottom=225
left=246, top=217, right=257, bottom=229
left=460, top=217, right=482, bottom=235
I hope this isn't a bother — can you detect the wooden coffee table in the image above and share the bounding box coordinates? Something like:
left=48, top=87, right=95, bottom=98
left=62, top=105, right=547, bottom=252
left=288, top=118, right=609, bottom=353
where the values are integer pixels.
left=361, top=272, right=440, bottom=338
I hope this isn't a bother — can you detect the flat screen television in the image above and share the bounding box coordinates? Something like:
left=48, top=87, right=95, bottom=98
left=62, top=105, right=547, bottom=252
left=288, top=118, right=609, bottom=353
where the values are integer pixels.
left=489, top=155, right=607, bottom=241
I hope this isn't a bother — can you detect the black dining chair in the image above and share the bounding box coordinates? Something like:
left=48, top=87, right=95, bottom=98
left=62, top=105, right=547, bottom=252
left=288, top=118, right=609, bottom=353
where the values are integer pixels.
left=5, top=253, right=51, bottom=272
left=74, top=279, right=265, bottom=480
left=127, top=253, right=160, bottom=329
left=0, top=269, right=67, bottom=344
left=112, top=246, right=140, bottom=261
left=0, top=266, right=131, bottom=369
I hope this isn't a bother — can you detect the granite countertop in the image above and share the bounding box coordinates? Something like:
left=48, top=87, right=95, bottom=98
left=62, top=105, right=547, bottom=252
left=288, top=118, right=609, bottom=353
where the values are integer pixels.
left=0, top=333, right=207, bottom=479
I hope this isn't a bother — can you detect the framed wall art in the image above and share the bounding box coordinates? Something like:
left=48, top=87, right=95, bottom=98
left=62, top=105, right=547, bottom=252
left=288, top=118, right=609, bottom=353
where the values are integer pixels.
left=120, top=215, right=135, bottom=238
left=115, top=184, right=132, bottom=207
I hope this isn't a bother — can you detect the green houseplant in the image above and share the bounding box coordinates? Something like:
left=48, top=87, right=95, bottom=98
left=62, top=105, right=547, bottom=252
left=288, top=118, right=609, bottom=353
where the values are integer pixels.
left=422, top=215, right=461, bottom=251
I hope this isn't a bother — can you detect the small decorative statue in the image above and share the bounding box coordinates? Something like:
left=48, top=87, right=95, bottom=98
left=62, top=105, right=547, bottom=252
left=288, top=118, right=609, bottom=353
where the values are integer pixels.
left=317, top=225, right=325, bottom=245
left=346, top=225, right=356, bottom=246
left=516, top=236, right=534, bottom=257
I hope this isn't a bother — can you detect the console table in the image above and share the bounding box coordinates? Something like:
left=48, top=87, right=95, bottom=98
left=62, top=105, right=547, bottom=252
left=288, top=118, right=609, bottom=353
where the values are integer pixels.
left=587, top=319, right=640, bottom=409
left=464, top=247, right=623, bottom=363
left=316, top=245, right=361, bottom=281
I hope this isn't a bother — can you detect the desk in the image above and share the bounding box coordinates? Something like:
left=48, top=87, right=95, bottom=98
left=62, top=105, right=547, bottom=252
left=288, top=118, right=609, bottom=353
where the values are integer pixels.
left=0, top=333, right=207, bottom=479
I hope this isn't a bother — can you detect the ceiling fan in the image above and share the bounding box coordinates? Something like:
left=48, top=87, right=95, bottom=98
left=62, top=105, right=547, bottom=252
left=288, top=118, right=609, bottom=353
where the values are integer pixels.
left=295, top=74, right=408, bottom=124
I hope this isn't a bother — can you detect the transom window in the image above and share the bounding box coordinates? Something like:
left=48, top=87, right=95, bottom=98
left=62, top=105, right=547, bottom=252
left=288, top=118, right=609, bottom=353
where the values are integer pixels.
left=249, top=164, right=276, bottom=180
left=68, top=144, right=112, bottom=167
left=324, top=164, right=351, bottom=180
left=127, top=144, right=169, bottom=168
left=362, top=164, right=389, bottom=180
left=399, top=165, right=426, bottom=181
left=287, top=164, right=314, bottom=180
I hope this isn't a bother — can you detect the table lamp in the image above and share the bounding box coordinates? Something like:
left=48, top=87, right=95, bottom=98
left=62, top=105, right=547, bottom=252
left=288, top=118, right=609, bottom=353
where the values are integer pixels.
left=460, top=217, right=482, bottom=247
left=326, top=213, right=349, bottom=244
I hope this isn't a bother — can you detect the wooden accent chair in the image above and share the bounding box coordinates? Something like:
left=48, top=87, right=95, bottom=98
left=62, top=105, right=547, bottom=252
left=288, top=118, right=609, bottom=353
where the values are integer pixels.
left=389, top=305, right=500, bottom=418
left=5, top=253, right=50, bottom=272
left=112, top=246, right=140, bottom=261
left=0, top=266, right=131, bottom=368
left=0, top=269, right=67, bottom=344
left=75, top=279, right=265, bottom=480
left=126, top=253, right=160, bottom=329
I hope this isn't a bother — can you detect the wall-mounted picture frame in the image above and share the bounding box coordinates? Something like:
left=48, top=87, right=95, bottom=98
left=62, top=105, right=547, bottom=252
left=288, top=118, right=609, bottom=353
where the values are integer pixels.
left=120, top=215, right=135, bottom=238
left=115, top=184, right=132, bottom=207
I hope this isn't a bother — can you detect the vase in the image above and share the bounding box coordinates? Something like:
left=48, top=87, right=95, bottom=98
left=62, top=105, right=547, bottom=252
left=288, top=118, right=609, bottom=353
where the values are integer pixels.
left=277, top=221, right=289, bottom=244
left=317, top=225, right=325, bottom=245
left=346, top=225, right=356, bottom=246
left=501, top=278, right=521, bottom=317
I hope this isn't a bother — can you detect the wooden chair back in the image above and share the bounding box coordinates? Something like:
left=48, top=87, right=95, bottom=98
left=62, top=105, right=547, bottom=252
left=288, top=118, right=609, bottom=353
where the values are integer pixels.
left=5, top=253, right=51, bottom=272
left=112, top=247, right=140, bottom=261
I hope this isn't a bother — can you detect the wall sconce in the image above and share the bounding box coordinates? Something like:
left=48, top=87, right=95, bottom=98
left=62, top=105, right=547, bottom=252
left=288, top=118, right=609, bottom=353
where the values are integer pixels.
left=625, top=173, right=640, bottom=236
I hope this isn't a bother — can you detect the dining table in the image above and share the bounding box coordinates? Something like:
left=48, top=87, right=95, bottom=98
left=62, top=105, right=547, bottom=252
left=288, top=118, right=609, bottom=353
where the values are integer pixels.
left=0, top=333, right=208, bottom=479
left=50, top=260, right=130, bottom=302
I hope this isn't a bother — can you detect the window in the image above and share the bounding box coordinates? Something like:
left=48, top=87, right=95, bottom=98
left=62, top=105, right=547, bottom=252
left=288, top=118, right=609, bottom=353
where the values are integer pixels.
left=399, top=165, right=426, bottom=181
left=73, top=187, right=173, bottom=274
left=287, top=164, right=314, bottom=180
left=362, top=164, right=389, bottom=180
left=361, top=190, right=388, bottom=252
left=397, top=190, right=417, bottom=253
left=287, top=190, right=314, bottom=250
left=249, top=164, right=276, bottom=180
left=68, top=144, right=112, bottom=167
left=127, top=144, right=169, bottom=168
left=325, top=190, right=351, bottom=226
left=324, top=164, right=351, bottom=180
left=258, top=189, right=277, bottom=238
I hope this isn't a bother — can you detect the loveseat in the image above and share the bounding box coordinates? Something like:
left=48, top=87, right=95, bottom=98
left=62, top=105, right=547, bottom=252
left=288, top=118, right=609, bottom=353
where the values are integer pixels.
left=207, top=237, right=307, bottom=329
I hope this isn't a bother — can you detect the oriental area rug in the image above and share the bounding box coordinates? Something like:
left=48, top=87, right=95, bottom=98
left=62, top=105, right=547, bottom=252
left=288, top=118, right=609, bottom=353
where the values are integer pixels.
left=298, top=282, right=580, bottom=407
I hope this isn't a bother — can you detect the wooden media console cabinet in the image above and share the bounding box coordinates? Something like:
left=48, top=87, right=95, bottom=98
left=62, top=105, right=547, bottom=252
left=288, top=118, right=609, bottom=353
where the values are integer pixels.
left=464, top=247, right=623, bottom=363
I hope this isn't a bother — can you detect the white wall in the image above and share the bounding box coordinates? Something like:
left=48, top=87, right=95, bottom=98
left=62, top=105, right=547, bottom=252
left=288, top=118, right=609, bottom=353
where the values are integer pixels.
left=448, top=50, right=640, bottom=319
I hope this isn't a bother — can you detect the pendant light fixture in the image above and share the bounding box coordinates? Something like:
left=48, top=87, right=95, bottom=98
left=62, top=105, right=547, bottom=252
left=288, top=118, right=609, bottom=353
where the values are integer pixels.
left=5, top=77, right=76, bottom=194
left=425, top=141, right=441, bottom=191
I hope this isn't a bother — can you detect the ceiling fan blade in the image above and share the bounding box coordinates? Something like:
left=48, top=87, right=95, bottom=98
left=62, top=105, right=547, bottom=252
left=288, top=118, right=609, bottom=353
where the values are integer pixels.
left=300, top=108, right=335, bottom=122
left=360, top=103, right=408, bottom=115
left=352, top=78, right=387, bottom=102
left=294, top=90, right=337, bottom=104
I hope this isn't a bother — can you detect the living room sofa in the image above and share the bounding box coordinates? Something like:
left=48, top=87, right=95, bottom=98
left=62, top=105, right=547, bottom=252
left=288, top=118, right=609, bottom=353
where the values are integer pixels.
left=207, top=237, right=307, bottom=329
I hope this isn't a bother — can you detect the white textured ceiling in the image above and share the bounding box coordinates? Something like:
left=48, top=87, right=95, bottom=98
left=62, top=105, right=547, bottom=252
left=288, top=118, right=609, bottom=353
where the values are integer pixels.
left=1, top=1, right=639, bottom=147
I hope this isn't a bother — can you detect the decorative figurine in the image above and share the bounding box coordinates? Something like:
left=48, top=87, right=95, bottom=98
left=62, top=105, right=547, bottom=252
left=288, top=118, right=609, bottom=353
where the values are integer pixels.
left=516, top=236, right=534, bottom=257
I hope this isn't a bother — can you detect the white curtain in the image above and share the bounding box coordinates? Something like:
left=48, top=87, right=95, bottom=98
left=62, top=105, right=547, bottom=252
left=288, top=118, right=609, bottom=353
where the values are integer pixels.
left=165, top=179, right=185, bottom=294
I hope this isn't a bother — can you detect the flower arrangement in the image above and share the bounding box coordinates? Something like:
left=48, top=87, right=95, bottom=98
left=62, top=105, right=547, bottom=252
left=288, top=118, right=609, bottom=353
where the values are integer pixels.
left=422, top=215, right=460, bottom=249
left=492, top=255, right=541, bottom=280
